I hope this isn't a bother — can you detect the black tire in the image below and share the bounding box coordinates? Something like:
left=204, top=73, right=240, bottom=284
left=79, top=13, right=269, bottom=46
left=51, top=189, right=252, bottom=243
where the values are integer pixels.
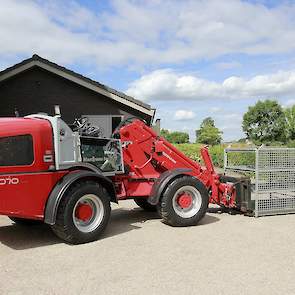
left=51, top=181, right=111, bottom=244
left=158, top=176, right=209, bottom=226
left=134, top=198, right=157, bottom=212
left=9, top=217, right=43, bottom=226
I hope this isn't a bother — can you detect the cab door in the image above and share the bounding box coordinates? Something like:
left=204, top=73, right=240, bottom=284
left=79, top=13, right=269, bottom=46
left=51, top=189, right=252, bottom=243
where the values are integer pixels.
left=0, top=130, right=66, bottom=219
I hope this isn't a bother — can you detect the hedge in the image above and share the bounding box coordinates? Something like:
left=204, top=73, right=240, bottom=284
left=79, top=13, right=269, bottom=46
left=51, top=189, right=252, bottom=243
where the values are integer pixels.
left=174, top=143, right=256, bottom=168
left=174, top=143, right=224, bottom=167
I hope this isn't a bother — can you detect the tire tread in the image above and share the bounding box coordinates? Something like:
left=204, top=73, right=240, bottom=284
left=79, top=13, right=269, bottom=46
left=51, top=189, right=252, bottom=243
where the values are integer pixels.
left=158, top=176, right=208, bottom=226
left=51, top=180, right=111, bottom=244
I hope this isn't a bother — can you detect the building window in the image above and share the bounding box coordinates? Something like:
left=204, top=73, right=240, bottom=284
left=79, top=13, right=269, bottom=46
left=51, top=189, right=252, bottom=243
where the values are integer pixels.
left=0, top=135, right=34, bottom=166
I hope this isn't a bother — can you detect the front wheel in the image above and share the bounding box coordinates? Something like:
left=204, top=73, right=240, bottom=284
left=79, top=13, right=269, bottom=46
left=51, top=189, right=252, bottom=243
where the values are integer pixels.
left=158, top=176, right=209, bottom=226
left=51, top=181, right=111, bottom=244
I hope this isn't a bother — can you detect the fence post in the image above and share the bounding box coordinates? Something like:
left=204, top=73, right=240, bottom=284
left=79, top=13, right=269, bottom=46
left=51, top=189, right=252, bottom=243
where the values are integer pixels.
left=224, top=148, right=228, bottom=174
left=254, top=147, right=260, bottom=218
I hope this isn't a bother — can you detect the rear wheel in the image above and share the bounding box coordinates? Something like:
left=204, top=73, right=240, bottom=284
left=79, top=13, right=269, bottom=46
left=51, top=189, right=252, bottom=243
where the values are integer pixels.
left=9, top=217, right=43, bottom=226
left=51, top=181, right=111, bottom=244
left=158, top=176, right=208, bottom=226
left=134, top=198, right=157, bottom=212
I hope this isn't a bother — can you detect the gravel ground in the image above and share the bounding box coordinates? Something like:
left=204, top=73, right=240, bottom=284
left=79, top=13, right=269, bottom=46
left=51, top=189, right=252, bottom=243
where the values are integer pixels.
left=0, top=200, right=295, bottom=295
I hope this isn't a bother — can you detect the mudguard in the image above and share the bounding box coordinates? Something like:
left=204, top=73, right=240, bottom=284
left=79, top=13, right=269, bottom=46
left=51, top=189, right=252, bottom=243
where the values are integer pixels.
left=148, top=168, right=192, bottom=205
left=44, top=170, right=116, bottom=225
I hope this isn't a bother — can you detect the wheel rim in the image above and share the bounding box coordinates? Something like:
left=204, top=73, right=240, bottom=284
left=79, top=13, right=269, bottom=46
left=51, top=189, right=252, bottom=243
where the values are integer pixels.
left=172, top=186, right=202, bottom=218
left=72, top=194, right=104, bottom=233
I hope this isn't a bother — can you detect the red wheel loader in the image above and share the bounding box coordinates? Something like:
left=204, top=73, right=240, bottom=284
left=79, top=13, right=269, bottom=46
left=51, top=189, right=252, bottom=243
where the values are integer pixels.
left=0, top=114, right=251, bottom=244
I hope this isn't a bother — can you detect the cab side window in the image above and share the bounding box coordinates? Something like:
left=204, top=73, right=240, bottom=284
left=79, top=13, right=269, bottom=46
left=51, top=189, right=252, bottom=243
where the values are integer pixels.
left=0, top=135, right=34, bottom=166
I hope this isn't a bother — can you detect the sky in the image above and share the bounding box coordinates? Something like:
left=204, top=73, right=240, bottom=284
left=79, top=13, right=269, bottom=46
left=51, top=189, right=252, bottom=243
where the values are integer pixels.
left=1, top=0, right=295, bottom=141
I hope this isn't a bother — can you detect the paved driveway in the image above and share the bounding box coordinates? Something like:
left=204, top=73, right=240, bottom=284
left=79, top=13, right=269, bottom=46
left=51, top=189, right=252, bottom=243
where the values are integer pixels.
left=0, top=200, right=295, bottom=295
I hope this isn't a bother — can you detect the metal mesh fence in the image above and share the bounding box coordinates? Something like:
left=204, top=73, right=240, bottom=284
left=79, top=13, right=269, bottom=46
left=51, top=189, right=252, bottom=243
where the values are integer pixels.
left=257, top=192, right=295, bottom=214
left=257, top=171, right=295, bottom=191
left=258, top=148, right=295, bottom=169
left=224, top=147, right=295, bottom=217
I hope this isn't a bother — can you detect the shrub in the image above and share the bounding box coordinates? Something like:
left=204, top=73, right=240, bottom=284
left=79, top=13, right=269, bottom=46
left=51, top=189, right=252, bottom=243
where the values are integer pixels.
left=160, top=129, right=189, bottom=144
left=175, top=143, right=225, bottom=167
left=174, top=143, right=257, bottom=168
left=287, top=140, right=295, bottom=148
left=174, top=143, right=202, bottom=162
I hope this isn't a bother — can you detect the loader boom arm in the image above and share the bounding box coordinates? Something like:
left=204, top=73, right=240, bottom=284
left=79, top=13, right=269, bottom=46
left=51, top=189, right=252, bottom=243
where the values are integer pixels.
left=115, top=119, right=236, bottom=208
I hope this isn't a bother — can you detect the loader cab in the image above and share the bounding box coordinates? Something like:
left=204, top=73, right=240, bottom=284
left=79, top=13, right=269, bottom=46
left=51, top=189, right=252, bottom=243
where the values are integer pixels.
left=26, top=114, right=82, bottom=170
left=27, top=114, right=124, bottom=175
left=0, top=117, right=55, bottom=174
left=0, top=114, right=124, bottom=176
left=0, top=117, right=65, bottom=219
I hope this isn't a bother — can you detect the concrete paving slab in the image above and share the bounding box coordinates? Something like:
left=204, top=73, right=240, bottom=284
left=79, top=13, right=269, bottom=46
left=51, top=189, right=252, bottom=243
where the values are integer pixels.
left=0, top=200, right=295, bottom=295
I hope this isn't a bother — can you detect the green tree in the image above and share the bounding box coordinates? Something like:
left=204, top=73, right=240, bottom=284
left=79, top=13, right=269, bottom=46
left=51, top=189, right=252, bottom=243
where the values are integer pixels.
left=196, top=117, right=222, bottom=145
left=168, top=131, right=189, bottom=144
left=160, top=129, right=170, bottom=139
left=160, top=129, right=189, bottom=143
left=285, top=105, right=295, bottom=141
left=160, top=129, right=189, bottom=144
left=200, top=117, right=215, bottom=127
left=242, top=100, right=286, bottom=144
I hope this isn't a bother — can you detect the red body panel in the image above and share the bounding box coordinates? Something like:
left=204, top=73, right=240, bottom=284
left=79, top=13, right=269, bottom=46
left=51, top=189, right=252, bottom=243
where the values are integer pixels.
left=0, top=171, right=67, bottom=219
left=0, top=118, right=55, bottom=173
left=0, top=117, right=68, bottom=219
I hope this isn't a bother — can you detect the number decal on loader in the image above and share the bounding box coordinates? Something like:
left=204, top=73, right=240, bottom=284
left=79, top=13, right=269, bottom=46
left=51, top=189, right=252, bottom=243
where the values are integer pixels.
left=0, top=177, right=20, bottom=185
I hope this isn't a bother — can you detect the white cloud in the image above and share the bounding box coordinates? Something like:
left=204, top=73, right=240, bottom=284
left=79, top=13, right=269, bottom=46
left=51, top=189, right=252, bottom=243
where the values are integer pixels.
left=174, top=110, right=196, bottom=121
left=126, top=69, right=295, bottom=101
left=0, top=0, right=295, bottom=67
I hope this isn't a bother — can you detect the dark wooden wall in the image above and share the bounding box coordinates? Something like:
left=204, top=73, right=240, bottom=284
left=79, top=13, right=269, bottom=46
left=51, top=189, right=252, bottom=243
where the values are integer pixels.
left=0, top=67, right=151, bottom=124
